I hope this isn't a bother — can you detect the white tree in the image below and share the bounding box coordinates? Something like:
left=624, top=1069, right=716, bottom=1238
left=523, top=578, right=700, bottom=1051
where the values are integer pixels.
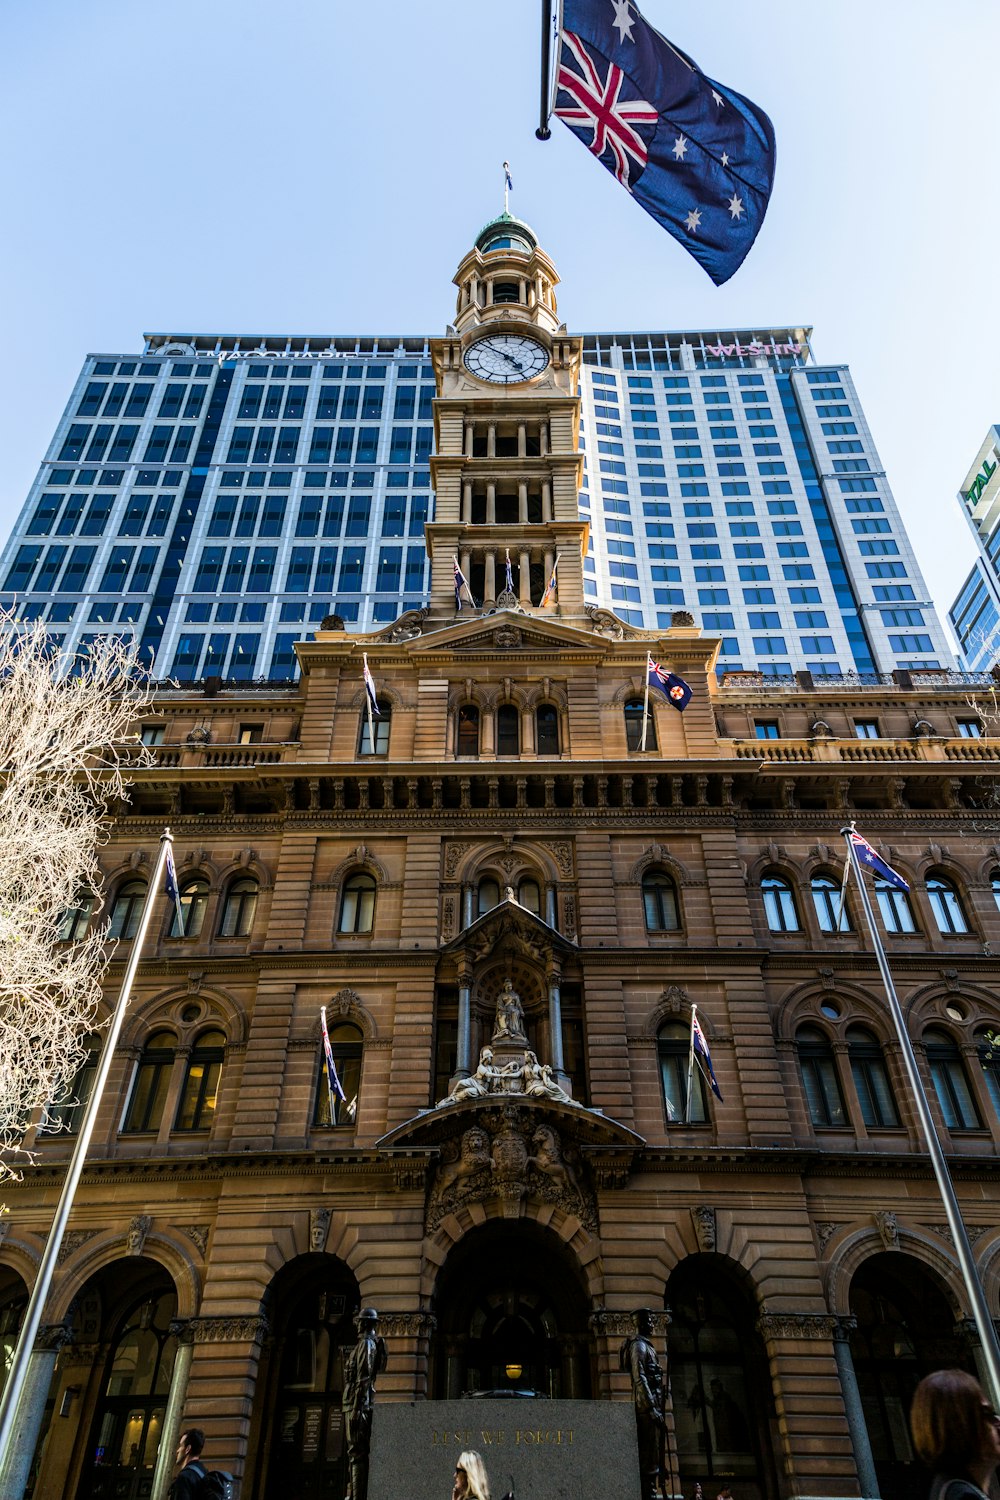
left=0, top=617, right=152, bottom=1179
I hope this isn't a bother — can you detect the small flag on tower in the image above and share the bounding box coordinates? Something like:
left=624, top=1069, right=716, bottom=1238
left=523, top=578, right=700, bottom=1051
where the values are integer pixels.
left=164, top=843, right=185, bottom=932
left=540, top=555, right=560, bottom=607
left=647, top=654, right=692, bottom=712
left=848, top=829, right=910, bottom=891
left=454, top=557, right=475, bottom=610
left=692, top=1010, right=723, bottom=1101
left=504, top=160, right=514, bottom=193
left=505, top=548, right=515, bottom=594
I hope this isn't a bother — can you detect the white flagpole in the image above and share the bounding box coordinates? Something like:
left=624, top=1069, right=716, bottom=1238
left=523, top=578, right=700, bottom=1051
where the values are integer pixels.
left=640, top=654, right=652, bottom=752
left=684, top=1005, right=697, bottom=1125
left=0, top=829, right=175, bottom=1471
left=841, top=824, right=1000, bottom=1407
left=362, top=653, right=376, bottom=753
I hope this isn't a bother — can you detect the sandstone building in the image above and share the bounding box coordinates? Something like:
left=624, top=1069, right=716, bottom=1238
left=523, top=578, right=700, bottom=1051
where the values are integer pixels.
left=1, top=217, right=999, bottom=1500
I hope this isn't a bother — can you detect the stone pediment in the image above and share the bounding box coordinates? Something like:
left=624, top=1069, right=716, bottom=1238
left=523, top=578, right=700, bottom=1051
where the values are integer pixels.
left=442, top=890, right=577, bottom=961
left=409, top=612, right=608, bottom=657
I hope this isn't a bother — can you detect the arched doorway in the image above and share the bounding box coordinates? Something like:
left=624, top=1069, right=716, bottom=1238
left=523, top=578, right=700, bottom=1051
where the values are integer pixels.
left=666, top=1256, right=778, bottom=1500
left=251, top=1255, right=360, bottom=1500
left=0, top=1267, right=28, bottom=1399
left=75, top=1263, right=179, bottom=1500
left=849, top=1252, right=972, bottom=1500
left=431, top=1221, right=593, bottom=1399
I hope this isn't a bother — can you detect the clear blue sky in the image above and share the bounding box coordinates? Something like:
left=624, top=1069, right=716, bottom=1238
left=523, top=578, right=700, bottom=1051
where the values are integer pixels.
left=2, top=0, right=997, bottom=648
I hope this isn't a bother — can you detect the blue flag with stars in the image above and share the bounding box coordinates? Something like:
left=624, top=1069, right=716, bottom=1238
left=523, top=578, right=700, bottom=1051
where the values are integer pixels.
left=555, top=0, right=776, bottom=285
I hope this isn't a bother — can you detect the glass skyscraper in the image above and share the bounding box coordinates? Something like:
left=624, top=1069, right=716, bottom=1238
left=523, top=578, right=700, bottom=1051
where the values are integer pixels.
left=949, top=425, right=1000, bottom=670
left=0, top=309, right=953, bottom=679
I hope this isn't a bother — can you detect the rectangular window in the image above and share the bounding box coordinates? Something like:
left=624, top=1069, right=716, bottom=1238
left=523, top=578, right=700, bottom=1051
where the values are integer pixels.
left=275, top=426, right=300, bottom=463
left=171, top=633, right=204, bottom=677
left=125, top=384, right=153, bottom=417
left=143, top=426, right=172, bottom=464
left=752, top=636, right=787, bottom=654
left=283, top=387, right=307, bottom=420
left=269, top=633, right=300, bottom=680
left=229, top=633, right=261, bottom=681
left=85, top=424, right=113, bottom=461
left=889, top=633, right=935, bottom=653
left=346, top=496, right=371, bottom=536
left=247, top=547, right=277, bottom=591
left=193, top=547, right=225, bottom=592
left=121, top=494, right=151, bottom=535
left=130, top=546, right=159, bottom=592
left=59, top=546, right=95, bottom=593
left=80, top=498, right=112, bottom=536
left=252, top=427, right=275, bottom=464
left=158, top=384, right=185, bottom=418
left=259, top=496, right=286, bottom=536
left=221, top=547, right=249, bottom=594
left=314, top=547, right=339, bottom=593
left=755, top=721, right=780, bottom=739
left=339, top=547, right=365, bottom=590
left=285, top=546, right=314, bottom=593
left=855, top=720, right=880, bottom=739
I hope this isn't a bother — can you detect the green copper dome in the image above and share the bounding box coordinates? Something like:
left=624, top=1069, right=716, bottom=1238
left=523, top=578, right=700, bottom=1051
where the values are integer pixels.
left=475, top=211, right=538, bottom=256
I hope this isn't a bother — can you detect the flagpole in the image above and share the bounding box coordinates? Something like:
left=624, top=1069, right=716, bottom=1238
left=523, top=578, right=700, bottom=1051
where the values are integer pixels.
left=536, top=0, right=553, bottom=138
left=841, top=825, right=1000, bottom=1407
left=0, top=829, right=175, bottom=1471
left=685, top=1005, right=698, bottom=1126
left=640, top=654, right=651, bottom=752
left=362, top=653, right=376, bottom=753
left=321, top=1006, right=337, bottom=1123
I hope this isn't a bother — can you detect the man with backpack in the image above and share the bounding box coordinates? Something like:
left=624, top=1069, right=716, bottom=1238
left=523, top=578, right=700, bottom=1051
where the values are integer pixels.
left=169, top=1427, right=235, bottom=1499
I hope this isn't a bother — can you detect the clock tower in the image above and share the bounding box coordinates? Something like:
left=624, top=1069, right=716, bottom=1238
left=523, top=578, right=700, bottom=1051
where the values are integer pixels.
left=425, top=211, right=588, bottom=623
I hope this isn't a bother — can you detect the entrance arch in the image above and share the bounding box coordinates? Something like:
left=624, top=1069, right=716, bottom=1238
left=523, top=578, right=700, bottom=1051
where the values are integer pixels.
left=666, top=1255, right=778, bottom=1500
left=849, top=1252, right=972, bottom=1500
left=250, top=1254, right=361, bottom=1500
left=0, top=1267, right=28, bottom=1399
left=430, top=1220, right=593, bottom=1399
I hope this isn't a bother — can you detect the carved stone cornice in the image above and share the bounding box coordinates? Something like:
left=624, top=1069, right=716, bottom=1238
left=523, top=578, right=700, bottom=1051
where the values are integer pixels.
left=189, top=1315, right=268, bottom=1345
left=376, top=1311, right=437, bottom=1339
left=35, top=1321, right=73, bottom=1353
left=590, top=1309, right=670, bottom=1338
left=756, top=1312, right=840, bottom=1342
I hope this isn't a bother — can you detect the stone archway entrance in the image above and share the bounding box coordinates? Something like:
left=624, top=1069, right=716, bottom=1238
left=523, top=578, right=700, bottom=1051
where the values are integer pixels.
left=849, top=1252, right=972, bottom=1500
left=251, top=1254, right=361, bottom=1500
left=430, top=1219, right=593, bottom=1399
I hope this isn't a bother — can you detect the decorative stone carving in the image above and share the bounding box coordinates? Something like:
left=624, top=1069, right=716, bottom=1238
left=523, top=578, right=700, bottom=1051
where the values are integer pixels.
left=35, top=1322, right=73, bottom=1352
left=493, top=625, right=523, bottom=647
left=190, top=1315, right=269, bottom=1344
left=659, top=985, right=688, bottom=1014
left=756, top=1313, right=840, bottom=1341
left=441, top=896, right=456, bottom=940
left=585, top=605, right=627, bottom=640
left=562, top=893, right=577, bottom=940
left=590, top=1308, right=670, bottom=1338
left=874, top=1210, right=898, bottom=1250
left=444, top=842, right=471, bottom=880
left=691, top=1205, right=717, bottom=1252
left=925, top=1223, right=988, bottom=1247
left=816, top=1222, right=841, bottom=1253
left=376, top=605, right=429, bottom=642
left=56, top=1229, right=97, bottom=1265
left=186, top=725, right=211, bottom=745
left=310, top=1208, right=332, bottom=1253
left=427, top=1106, right=595, bottom=1231
left=375, top=1311, right=437, bottom=1338
left=126, top=1215, right=152, bottom=1256
left=548, top=841, right=574, bottom=878
left=182, top=1225, right=210, bottom=1255
left=329, top=987, right=364, bottom=1020
left=492, top=977, right=528, bottom=1044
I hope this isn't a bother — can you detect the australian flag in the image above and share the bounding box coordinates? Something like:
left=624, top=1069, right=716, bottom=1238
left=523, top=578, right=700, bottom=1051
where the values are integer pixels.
left=849, top=830, right=910, bottom=892
left=692, top=1010, right=723, bottom=1102
left=555, top=0, right=776, bottom=285
left=647, top=654, right=692, bottom=712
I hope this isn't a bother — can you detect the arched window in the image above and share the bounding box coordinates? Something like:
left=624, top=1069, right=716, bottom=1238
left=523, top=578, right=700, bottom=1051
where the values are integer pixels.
left=174, top=1028, right=225, bottom=1131
left=658, top=1020, right=708, bottom=1123
left=218, top=876, right=258, bottom=938
left=41, top=1031, right=102, bottom=1134
left=643, top=871, right=680, bottom=931
left=122, top=1031, right=176, bottom=1133
left=58, top=890, right=94, bottom=942
left=762, top=874, right=800, bottom=933
left=926, top=875, right=970, bottom=935
left=517, top=878, right=540, bottom=914
left=811, top=874, right=850, bottom=933
left=314, top=1022, right=363, bottom=1127
left=81, top=1288, right=178, bottom=1497
left=496, top=703, right=520, bottom=755
left=478, top=877, right=500, bottom=917
left=109, top=880, right=147, bottom=940
left=624, top=697, right=655, bottom=752
left=874, top=876, right=917, bottom=934
left=991, top=871, right=1000, bottom=914
left=535, top=703, right=559, bottom=755
left=977, top=1029, right=1000, bottom=1119
left=169, top=877, right=210, bottom=938
left=847, top=1025, right=900, bottom=1128
left=359, top=700, right=390, bottom=756
left=339, top=872, right=376, bottom=934
left=796, top=1025, right=847, bottom=1127
left=456, top=704, right=480, bottom=757
left=924, top=1027, right=981, bottom=1129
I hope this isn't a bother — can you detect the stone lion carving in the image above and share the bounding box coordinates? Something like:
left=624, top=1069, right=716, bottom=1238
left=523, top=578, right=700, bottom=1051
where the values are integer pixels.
left=436, top=1125, right=492, bottom=1199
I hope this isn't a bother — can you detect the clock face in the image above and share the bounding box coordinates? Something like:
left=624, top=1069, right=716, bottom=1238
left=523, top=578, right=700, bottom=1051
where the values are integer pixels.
left=464, top=334, right=549, bottom=385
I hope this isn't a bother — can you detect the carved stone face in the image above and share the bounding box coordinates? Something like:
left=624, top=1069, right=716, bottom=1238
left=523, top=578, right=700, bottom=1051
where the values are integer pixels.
left=462, top=1127, right=490, bottom=1160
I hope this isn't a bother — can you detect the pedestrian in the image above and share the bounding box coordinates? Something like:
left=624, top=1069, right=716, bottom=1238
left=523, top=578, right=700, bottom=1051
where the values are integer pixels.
left=716, top=1486, right=734, bottom=1500
left=168, top=1428, right=206, bottom=1499
left=911, top=1369, right=1000, bottom=1500
left=452, top=1449, right=492, bottom=1500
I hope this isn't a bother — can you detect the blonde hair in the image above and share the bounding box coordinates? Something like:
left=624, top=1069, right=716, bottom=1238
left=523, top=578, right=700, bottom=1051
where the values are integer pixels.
left=456, top=1449, right=491, bottom=1500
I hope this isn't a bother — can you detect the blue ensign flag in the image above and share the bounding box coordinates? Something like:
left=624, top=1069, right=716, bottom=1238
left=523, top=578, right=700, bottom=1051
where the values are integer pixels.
left=692, top=1011, right=723, bottom=1101
left=647, top=655, right=692, bottom=712
left=555, top=0, right=776, bottom=285
left=849, top=830, right=910, bottom=892
left=164, top=844, right=185, bottom=931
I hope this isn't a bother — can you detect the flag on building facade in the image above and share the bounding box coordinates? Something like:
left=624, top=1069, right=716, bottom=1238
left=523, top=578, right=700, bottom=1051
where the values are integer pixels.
left=505, top=548, right=515, bottom=594
left=164, top=843, right=185, bottom=932
left=454, top=557, right=475, bottom=610
left=647, top=655, right=692, bottom=712
left=540, top=555, right=560, bottom=606
left=320, top=1005, right=347, bottom=1108
left=362, top=653, right=380, bottom=717
left=554, top=0, right=776, bottom=285
left=848, top=829, right=910, bottom=891
left=692, top=1009, right=723, bottom=1101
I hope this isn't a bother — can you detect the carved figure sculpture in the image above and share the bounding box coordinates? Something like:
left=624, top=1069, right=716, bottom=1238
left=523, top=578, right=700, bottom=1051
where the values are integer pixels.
left=620, top=1309, right=665, bottom=1500
left=528, top=1123, right=579, bottom=1197
left=521, top=1051, right=577, bottom=1106
left=440, top=1047, right=498, bottom=1105
left=436, top=1126, right=492, bottom=1197
left=493, top=979, right=527, bottom=1042
left=342, top=1307, right=387, bottom=1500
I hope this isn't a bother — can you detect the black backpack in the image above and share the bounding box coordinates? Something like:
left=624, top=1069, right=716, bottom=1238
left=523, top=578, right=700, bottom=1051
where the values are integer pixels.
left=188, top=1461, right=236, bottom=1500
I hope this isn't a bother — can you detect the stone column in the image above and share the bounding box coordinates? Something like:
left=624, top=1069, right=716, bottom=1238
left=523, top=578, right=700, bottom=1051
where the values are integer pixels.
left=464, top=424, right=473, bottom=458
left=0, top=1321, right=71, bottom=1500
left=523, top=709, right=536, bottom=755
left=484, top=551, right=496, bottom=608
left=460, top=550, right=471, bottom=594
left=462, top=885, right=474, bottom=930
left=456, top=966, right=473, bottom=1077
left=832, top=1316, right=879, bottom=1499
left=542, top=479, right=552, bottom=520
left=546, top=885, right=557, bottom=929
left=462, top=481, right=472, bottom=523
left=149, top=1321, right=196, bottom=1500
left=541, top=423, right=549, bottom=458
left=517, top=422, right=527, bottom=458
left=486, top=483, right=496, bottom=525
left=519, top=550, right=531, bottom=605
left=518, top=482, right=528, bottom=524
left=547, top=966, right=566, bottom=1081
left=487, top=423, right=496, bottom=458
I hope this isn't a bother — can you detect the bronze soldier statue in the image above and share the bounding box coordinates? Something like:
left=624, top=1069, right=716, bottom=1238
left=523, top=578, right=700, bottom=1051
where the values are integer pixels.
left=342, top=1307, right=388, bottom=1500
left=620, top=1308, right=665, bottom=1500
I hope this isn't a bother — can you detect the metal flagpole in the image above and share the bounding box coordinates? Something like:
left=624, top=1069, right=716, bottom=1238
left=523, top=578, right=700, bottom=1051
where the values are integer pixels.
left=841, top=824, right=1000, bottom=1407
left=684, top=1005, right=698, bottom=1126
left=640, top=654, right=652, bottom=752
left=536, top=0, right=553, bottom=138
left=0, top=828, right=175, bottom=1470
